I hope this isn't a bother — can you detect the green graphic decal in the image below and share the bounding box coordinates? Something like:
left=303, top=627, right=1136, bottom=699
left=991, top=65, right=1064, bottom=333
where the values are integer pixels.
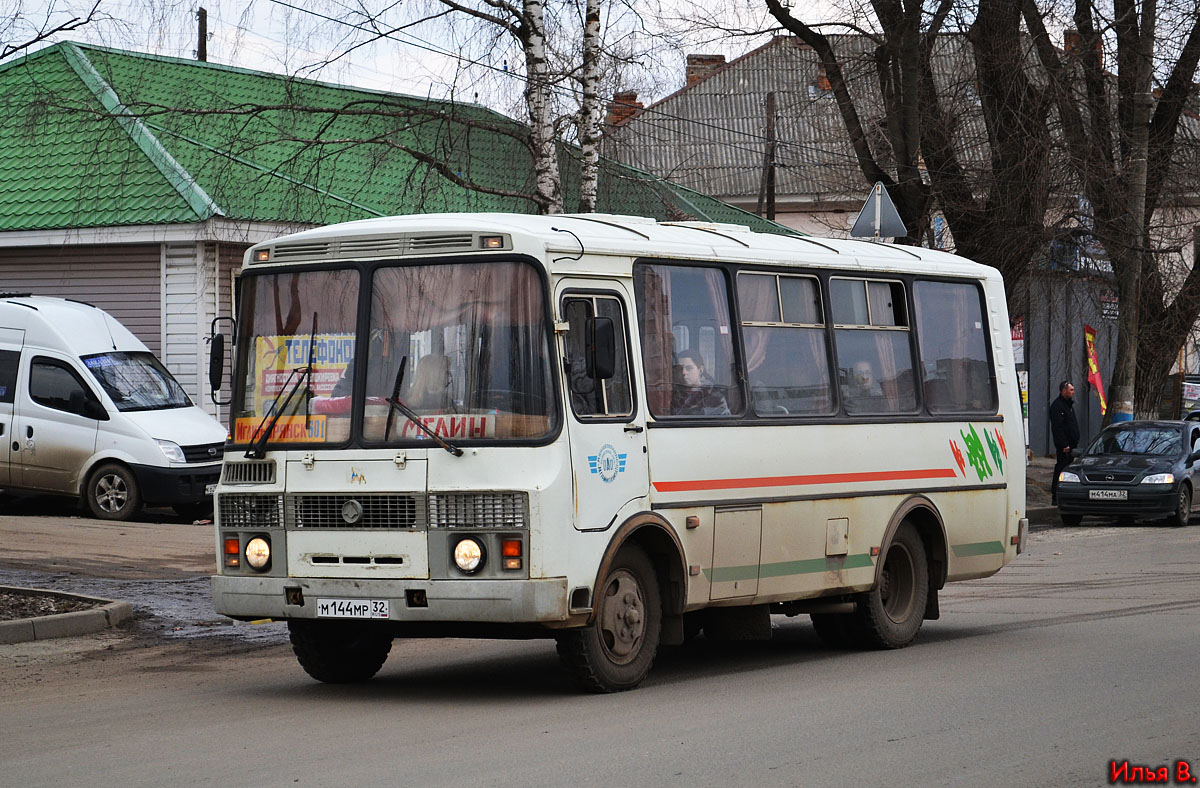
left=704, top=554, right=874, bottom=583
left=960, top=424, right=993, bottom=481
left=951, top=541, right=1005, bottom=558
left=984, top=428, right=1004, bottom=475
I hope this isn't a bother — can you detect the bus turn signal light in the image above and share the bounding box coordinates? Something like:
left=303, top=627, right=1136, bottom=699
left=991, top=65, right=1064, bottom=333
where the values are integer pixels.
left=501, top=539, right=522, bottom=557
left=224, top=536, right=240, bottom=567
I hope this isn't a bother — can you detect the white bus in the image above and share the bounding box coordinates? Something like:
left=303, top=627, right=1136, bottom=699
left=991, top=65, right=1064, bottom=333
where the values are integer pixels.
left=209, top=213, right=1027, bottom=692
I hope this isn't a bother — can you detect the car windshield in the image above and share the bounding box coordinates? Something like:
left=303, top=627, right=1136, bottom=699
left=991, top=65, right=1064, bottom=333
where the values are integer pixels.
left=1087, top=425, right=1181, bottom=456
left=81, top=351, right=192, bottom=411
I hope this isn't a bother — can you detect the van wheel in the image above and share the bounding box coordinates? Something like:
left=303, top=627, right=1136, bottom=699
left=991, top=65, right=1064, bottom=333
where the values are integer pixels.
left=288, top=620, right=392, bottom=683
left=556, top=545, right=661, bottom=693
left=86, top=463, right=142, bottom=521
left=850, top=523, right=928, bottom=649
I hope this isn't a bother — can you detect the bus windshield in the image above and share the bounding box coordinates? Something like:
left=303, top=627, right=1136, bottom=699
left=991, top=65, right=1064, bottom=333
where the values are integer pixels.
left=230, top=261, right=556, bottom=446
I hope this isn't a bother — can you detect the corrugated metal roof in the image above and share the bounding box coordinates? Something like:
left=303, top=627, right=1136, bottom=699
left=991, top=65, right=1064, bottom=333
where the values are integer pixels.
left=0, top=43, right=787, bottom=233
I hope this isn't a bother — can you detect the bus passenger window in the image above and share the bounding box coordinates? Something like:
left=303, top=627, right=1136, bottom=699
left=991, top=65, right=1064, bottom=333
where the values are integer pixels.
left=831, top=278, right=917, bottom=415
left=634, top=263, right=742, bottom=419
left=913, top=281, right=996, bottom=414
left=738, top=273, right=833, bottom=416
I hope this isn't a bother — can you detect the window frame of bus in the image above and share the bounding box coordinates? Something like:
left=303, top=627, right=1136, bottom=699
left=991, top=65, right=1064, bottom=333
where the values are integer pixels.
left=735, top=270, right=837, bottom=417
left=355, top=255, right=563, bottom=449
left=829, top=276, right=921, bottom=417
left=632, top=259, right=745, bottom=421
left=560, top=289, right=638, bottom=422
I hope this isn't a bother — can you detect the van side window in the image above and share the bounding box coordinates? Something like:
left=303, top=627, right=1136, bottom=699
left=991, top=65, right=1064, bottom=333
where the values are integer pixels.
left=0, top=349, right=17, bottom=404
left=29, top=358, right=100, bottom=416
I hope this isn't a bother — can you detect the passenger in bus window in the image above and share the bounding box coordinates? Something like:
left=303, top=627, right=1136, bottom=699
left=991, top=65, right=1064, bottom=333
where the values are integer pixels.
left=847, top=360, right=883, bottom=400
left=672, top=348, right=730, bottom=416
left=407, top=354, right=453, bottom=412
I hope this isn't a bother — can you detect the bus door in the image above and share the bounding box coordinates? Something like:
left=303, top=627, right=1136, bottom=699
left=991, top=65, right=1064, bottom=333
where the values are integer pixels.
left=558, top=287, right=648, bottom=531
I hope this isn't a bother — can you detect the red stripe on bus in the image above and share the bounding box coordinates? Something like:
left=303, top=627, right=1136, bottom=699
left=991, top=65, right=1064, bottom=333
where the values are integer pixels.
left=651, top=468, right=960, bottom=493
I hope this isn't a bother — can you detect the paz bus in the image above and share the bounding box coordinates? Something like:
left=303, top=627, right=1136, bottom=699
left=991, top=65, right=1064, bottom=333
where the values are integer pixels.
left=209, top=212, right=1027, bottom=692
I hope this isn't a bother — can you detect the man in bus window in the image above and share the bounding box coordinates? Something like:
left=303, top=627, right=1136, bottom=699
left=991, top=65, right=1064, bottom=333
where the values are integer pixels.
left=847, top=360, right=883, bottom=400
left=672, top=348, right=730, bottom=416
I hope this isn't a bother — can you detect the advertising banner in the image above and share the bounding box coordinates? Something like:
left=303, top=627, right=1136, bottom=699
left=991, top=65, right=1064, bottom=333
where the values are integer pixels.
left=1084, top=324, right=1107, bottom=415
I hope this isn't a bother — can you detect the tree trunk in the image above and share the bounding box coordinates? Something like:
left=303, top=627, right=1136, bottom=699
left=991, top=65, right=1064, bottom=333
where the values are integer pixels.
left=523, top=0, right=563, bottom=214
left=577, top=0, right=602, bottom=213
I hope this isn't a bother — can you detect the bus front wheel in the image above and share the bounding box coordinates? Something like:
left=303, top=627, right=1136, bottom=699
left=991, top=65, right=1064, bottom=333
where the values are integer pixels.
left=556, top=545, right=662, bottom=693
left=288, top=620, right=393, bottom=684
left=852, top=523, right=929, bottom=649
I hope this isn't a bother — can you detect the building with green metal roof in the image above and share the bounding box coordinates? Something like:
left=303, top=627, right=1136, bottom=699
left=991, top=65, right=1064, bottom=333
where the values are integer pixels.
left=0, top=42, right=781, bottom=414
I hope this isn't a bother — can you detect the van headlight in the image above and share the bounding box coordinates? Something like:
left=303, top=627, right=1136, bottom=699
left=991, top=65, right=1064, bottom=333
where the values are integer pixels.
left=156, top=439, right=186, bottom=463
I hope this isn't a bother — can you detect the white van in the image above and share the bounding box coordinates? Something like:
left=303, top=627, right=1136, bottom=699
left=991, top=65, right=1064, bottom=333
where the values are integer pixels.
left=0, top=294, right=227, bottom=521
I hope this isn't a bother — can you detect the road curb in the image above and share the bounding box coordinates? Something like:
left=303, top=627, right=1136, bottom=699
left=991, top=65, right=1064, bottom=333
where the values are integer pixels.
left=0, top=585, right=133, bottom=645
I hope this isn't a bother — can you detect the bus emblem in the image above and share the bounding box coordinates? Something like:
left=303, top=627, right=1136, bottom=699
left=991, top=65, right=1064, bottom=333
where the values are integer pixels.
left=341, top=499, right=363, bottom=525
left=588, top=444, right=627, bottom=484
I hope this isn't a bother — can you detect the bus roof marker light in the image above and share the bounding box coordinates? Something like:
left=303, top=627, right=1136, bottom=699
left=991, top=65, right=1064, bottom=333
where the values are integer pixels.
left=255, top=249, right=270, bottom=262
left=481, top=235, right=504, bottom=249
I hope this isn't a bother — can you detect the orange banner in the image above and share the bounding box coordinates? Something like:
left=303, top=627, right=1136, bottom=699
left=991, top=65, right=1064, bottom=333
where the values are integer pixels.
left=1084, top=324, right=1107, bottom=414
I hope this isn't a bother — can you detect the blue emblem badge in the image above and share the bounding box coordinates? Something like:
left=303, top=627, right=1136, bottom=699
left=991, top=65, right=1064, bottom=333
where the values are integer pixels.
left=587, top=444, right=627, bottom=484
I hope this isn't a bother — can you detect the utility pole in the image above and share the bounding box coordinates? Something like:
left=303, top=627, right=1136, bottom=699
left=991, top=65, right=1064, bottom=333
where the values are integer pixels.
left=755, top=92, right=777, bottom=220
left=197, top=7, right=207, bottom=62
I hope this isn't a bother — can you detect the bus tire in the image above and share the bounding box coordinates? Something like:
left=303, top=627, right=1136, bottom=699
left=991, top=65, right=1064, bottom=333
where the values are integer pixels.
left=556, top=545, right=661, bottom=693
left=851, top=523, right=928, bottom=649
left=288, top=620, right=392, bottom=684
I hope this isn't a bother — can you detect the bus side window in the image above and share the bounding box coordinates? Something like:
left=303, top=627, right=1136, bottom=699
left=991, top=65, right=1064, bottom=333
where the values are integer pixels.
left=831, top=278, right=917, bottom=415
left=912, top=280, right=996, bottom=414
left=563, top=296, right=633, bottom=419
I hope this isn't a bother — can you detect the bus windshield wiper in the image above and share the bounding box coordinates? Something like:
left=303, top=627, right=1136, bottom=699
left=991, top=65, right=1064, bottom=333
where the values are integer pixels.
left=383, top=355, right=463, bottom=457
left=245, top=313, right=317, bottom=459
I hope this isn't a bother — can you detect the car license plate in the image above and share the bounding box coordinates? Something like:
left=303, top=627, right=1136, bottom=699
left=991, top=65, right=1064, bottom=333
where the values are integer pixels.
left=316, top=598, right=390, bottom=619
left=1089, top=489, right=1128, bottom=500
left=205, top=483, right=216, bottom=495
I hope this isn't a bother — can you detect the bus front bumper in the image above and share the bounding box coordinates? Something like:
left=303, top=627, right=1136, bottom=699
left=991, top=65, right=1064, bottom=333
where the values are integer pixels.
left=211, top=575, right=570, bottom=624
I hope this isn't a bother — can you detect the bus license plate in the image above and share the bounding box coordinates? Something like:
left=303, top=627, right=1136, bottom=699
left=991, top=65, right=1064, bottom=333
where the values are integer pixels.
left=1089, top=489, right=1127, bottom=500
left=316, top=598, right=390, bottom=619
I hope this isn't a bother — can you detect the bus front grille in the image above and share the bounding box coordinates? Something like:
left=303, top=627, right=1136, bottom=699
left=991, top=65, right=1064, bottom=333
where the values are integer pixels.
left=219, top=494, right=284, bottom=528
left=288, top=494, right=423, bottom=529
left=428, top=492, right=528, bottom=528
left=222, top=460, right=277, bottom=485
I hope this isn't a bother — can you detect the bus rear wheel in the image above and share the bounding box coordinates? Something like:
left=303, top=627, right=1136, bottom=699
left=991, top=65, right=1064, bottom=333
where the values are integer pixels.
left=851, top=523, right=928, bottom=649
left=288, top=620, right=393, bottom=684
left=556, top=545, right=662, bottom=693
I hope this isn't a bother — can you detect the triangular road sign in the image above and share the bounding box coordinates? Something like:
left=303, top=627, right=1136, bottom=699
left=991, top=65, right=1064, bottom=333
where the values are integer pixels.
left=850, top=182, right=907, bottom=240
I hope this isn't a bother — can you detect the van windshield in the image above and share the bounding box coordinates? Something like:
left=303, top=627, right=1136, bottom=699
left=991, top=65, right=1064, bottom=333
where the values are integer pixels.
left=82, top=352, right=192, bottom=411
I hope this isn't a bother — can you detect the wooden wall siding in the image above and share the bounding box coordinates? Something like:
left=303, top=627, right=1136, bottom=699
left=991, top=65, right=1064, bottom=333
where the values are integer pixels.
left=163, top=242, right=205, bottom=409
left=0, top=244, right=161, bottom=353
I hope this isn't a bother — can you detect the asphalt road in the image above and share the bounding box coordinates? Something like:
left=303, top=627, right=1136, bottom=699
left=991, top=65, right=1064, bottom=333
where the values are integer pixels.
left=1, top=513, right=1197, bottom=788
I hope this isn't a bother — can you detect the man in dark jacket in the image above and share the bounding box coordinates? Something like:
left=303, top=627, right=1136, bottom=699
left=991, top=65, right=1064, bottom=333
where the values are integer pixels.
left=1049, top=380, right=1081, bottom=504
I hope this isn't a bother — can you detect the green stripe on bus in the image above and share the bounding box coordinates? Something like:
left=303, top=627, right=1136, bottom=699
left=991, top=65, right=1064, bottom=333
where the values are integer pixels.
left=704, top=553, right=874, bottom=583
left=951, top=541, right=1005, bottom=557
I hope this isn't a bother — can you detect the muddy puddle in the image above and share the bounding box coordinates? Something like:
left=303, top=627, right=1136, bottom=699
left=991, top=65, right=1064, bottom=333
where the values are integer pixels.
left=0, top=568, right=287, bottom=644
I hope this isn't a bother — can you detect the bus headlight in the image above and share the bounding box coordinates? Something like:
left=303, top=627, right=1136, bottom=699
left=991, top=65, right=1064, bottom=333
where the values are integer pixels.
left=245, top=536, right=271, bottom=570
left=453, top=538, right=485, bottom=574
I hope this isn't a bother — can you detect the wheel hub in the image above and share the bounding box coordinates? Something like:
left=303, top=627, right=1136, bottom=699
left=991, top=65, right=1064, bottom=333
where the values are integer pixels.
left=97, top=476, right=128, bottom=512
left=598, top=570, right=645, bottom=663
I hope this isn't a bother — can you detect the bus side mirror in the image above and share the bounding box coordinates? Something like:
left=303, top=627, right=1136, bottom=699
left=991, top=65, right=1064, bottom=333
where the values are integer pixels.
left=585, top=316, right=616, bottom=380
left=209, top=334, right=225, bottom=393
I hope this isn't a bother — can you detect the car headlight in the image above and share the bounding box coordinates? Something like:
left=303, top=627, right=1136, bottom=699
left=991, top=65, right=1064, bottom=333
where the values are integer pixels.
left=453, top=538, right=485, bottom=573
left=156, top=439, right=186, bottom=463
left=245, top=536, right=271, bottom=570
left=1141, top=473, right=1175, bottom=484
left=1058, top=471, right=1080, bottom=483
